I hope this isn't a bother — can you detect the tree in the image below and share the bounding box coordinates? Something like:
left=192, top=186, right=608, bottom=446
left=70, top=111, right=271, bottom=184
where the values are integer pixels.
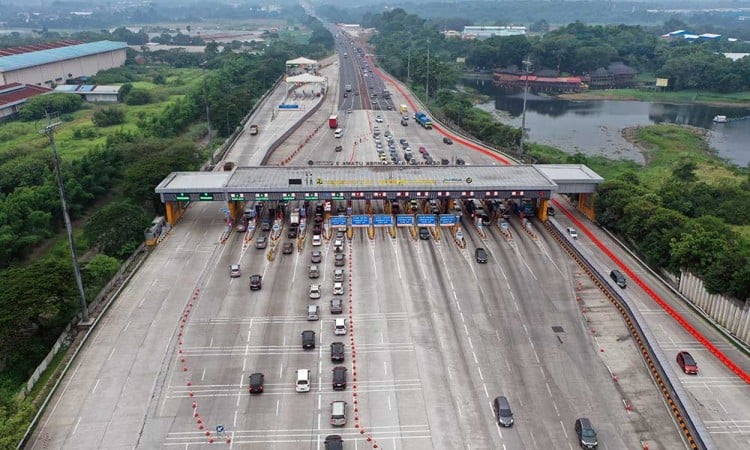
left=83, top=201, right=149, bottom=258
left=125, top=88, right=152, bottom=105
left=83, top=254, right=121, bottom=288
left=19, top=93, right=83, bottom=121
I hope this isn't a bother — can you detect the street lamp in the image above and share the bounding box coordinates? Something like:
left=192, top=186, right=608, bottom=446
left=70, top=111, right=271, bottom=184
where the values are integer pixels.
left=520, top=57, right=533, bottom=154
left=200, top=61, right=214, bottom=165
left=407, top=35, right=412, bottom=85
left=40, top=116, right=89, bottom=323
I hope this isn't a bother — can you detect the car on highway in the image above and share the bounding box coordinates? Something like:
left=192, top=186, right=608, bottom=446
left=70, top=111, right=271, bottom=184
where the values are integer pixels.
left=333, top=269, right=345, bottom=282
left=456, top=158, right=466, bottom=165
left=249, top=274, right=262, bottom=290
left=311, top=251, right=322, bottom=263
left=566, top=227, right=579, bottom=239
left=334, top=318, right=347, bottom=335
left=332, top=366, right=348, bottom=390
left=335, top=145, right=343, bottom=152
left=677, top=351, right=699, bottom=374
left=330, top=342, right=345, bottom=362
left=230, top=264, right=241, bottom=278
left=574, top=418, right=598, bottom=449
left=312, top=235, right=322, bottom=246
left=335, top=253, right=345, bottom=267
left=301, top=330, right=316, bottom=349
left=475, top=248, right=488, bottom=263
left=332, top=282, right=344, bottom=295
left=236, top=221, right=246, bottom=232
left=418, top=146, right=427, bottom=154
left=248, top=372, right=264, bottom=394
left=255, top=236, right=268, bottom=249
left=443, top=136, right=453, bottom=145
left=401, top=119, right=408, bottom=126
left=324, top=435, right=343, bottom=450
left=330, top=400, right=347, bottom=426
left=419, top=227, right=430, bottom=240
left=330, top=298, right=343, bottom=314
left=493, top=396, right=514, bottom=427
left=282, top=242, right=293, bottom=254
left=288, top=227, right=298, bottom=239
left=309, top=284, right=321, bottom=299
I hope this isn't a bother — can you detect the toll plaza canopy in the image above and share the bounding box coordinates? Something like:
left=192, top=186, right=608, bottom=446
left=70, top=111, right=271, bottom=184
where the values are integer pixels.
left=155, top=164, right=603, bottom=203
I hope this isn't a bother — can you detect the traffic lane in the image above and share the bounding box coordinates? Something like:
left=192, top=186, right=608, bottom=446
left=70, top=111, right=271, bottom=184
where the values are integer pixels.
left=481, top=223, right=664, bottom=450
left=28, top=203, right=228, bottom=449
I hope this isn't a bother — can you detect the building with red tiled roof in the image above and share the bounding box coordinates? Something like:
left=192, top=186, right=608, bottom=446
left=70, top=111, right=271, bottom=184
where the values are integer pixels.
left=0, top=83, right=52, bottom=120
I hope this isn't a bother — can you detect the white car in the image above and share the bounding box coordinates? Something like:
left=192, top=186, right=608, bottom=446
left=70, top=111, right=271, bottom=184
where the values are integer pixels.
left=566, top=227, right=579, bottom=239
left=333, top=282, right=344, bottom=295
left=334, top=318, right=347, bottom=335
left=375, top=116, right=383, bottom=123
left=309, top=284, right=321, bottom=299
left=312, top=235, right=322, bottom=246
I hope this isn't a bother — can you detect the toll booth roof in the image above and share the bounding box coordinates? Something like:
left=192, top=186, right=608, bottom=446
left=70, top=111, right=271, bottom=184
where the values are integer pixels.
left=156, top=171, right=233, bottom=192
left=225, top=165, right=557, bottom=192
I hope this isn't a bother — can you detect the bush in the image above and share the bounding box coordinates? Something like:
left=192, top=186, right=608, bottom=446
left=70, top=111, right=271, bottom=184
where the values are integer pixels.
left=125, top=89, right=152, bottom=105
left=92, top=106, right=125, bottom=127
left=19, top=94, right=83, bottom=121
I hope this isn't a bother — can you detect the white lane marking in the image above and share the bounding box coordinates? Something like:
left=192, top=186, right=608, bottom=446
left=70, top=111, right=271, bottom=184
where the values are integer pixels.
left=388, top=395, right=392, bottom=411
left=209, top=337, right=214, bottom=347
left=107, top=347, right=116, bottom=361
left=72, top=416, right=81, bottom=435
left=276, top=399, right=280, bottom=416
left=559, top=420, right=568, bottom=438
left=482, top=383, right=489, bottom=398
left=233, top=410, right=238, bottom=427
left=279, top=363, right=283, bottom=379
left=92, top=378, right=100, bottom=393
left=123, top=320, right=132, bottom=332
left=467, top=337, right=474, bottom=350
left=477, top=366, right=484, bottom=381
left=236, top=373, right=243, bottom=407
left=201, top=368, right=206, bottom=381
left=530, top=430, right=538, bottom=449
left=545, top=382, right=553, bottom=396
left=717, top=400, right=728, bottom=414
left=472, top=351, right=479, bottom=364
left=552, top=400, right=560, bottom=417
left=384, top=361, right=388, bottom=376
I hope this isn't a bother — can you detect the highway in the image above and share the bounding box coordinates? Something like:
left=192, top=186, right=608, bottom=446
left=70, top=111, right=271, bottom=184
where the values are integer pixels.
left=25, top=28, right=750, bottom=450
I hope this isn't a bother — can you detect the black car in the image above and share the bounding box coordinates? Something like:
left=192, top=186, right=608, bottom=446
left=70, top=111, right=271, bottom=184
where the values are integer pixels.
left=248, top=372, right=264, bottom=394
left=302, top=330, right=316, bottom=349
left=475, top=248, right=488, bottom=263
left=443, top=137, right=453, bottom=145
left=419, top=227, right=430, bottom=240
left=287, top=227, right=298, bottom=239
left=332, top=366, right=348, bottom=390
left=575, top=418, right=598, bottom=449
left=249, top=274, right=262, bottom=290
left=324, top=435, right=343, bottom=450
left=330, top=342, right=345, bottom=362
left=456, top=158, right=465, bottom=165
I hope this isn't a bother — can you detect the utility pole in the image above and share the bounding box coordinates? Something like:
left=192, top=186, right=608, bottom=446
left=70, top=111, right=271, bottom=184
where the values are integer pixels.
left=407, top=36, right=412, bottom=85
left=425, top=40, right=431, bottom=100
left=520, top=57, right=533, bottom=154
left=40, top=115, right=89, bottom=323
left=200, top=61, right=214, bottom=165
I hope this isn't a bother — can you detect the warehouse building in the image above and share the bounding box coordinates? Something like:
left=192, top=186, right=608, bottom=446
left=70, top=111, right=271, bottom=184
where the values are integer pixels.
left=0, top=40, right=128, bottom=87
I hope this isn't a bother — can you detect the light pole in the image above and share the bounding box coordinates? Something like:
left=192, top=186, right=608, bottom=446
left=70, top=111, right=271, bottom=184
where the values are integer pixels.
left=520, top=57, right=532, bottom=154
left=40, top=115, right=89, bottom=323
left=407, top=34, right=412, bottom=85
left=200, top=61, right=214, bottom=165
left=425, top=39, right=430, bottom=100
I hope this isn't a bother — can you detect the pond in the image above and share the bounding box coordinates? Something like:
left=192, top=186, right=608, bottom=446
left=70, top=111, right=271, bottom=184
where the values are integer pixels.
left=470, top=82, right=750, bottom=166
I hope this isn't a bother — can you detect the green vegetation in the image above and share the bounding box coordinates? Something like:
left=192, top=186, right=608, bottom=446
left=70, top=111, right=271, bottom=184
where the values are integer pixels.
left=561, top=89, right=750, bottom=107
left=527, top=125, right=750, bottom=299
left=0, top=14, right=335, bottom=445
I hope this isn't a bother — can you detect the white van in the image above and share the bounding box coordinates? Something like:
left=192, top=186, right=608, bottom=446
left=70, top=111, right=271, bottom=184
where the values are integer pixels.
left=330, top=400, right=347, bottom=426
left=312, top=235, right=322, bottom=246
left=334, top=128, right=343, bottom=138
left=334, top=318, right=347, bottom=335
left=296, top=369, right=311, bottom=392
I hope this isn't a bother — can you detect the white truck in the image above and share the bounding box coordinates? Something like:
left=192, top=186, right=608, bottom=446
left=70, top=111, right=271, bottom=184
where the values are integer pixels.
left=290, top=208, right=300, bottom=228
left=345, top=84, right=352, bottom=92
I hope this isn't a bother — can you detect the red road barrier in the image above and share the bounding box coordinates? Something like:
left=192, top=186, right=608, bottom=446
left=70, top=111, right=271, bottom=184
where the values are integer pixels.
left=555, top=199, right=750, bottom=383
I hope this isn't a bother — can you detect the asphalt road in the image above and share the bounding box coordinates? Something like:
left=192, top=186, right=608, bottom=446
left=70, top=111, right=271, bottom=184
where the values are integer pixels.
left=26, top=32, right=750, bottom=450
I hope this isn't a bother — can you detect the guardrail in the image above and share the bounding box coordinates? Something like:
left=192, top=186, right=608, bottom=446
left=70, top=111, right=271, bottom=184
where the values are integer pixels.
left=544, top=220, right=713, bottom=450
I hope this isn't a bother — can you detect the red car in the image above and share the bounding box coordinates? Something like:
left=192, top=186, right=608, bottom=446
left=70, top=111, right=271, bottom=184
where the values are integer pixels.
left=676, top=351, right=698, bottom=374
left=418, top=146, right=428, bottom=154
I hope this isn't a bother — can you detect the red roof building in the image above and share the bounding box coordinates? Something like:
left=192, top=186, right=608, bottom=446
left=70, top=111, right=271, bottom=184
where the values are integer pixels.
left=0, top=83, right=52, bottom=120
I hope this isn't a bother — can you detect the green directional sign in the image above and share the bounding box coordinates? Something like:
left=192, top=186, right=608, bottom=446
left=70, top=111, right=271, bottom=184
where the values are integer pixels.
left=282, top=193, right=296, bottom=201
left=331, top=192, right=345, bottom=200
left=229, top=193, right=245, bottom=201
left=255, top=193, right=270, bottom=201
left=199, top=192, right=214, bottom=201
left=304, top=192, right=319, bottom=200
left=176, top=193, right=191, bottom=201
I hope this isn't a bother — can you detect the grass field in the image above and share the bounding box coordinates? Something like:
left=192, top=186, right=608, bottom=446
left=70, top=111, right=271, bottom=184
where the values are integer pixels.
left=0, top=68, right=201, bottom=161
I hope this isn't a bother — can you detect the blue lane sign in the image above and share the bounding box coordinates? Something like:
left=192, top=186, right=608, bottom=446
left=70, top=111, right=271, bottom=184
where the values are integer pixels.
left=373, top=215, right=393, bottom=227
left=278, top=103, right=299, bottom=109
left=351, top=215, right=371, bottom=227
left=417, top=215, right=437, bottom=226
left=439, top=214, right=457, bottom=226
left=330, top=216, right=347, bottom=227
left=396, top=215, right=414, bottom=227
